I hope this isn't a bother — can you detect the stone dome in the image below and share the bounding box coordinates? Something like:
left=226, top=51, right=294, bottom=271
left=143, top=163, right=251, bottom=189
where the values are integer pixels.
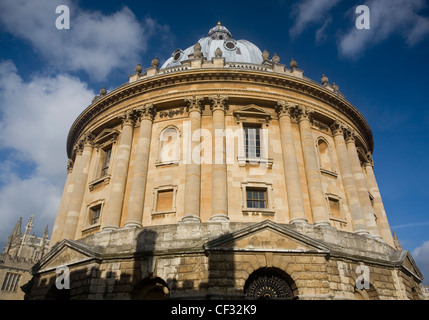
left=161, top=23, right=263, bottom=69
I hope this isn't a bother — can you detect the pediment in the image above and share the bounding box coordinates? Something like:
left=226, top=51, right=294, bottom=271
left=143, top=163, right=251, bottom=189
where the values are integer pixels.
left=399, top=250, right=424, bottom=282
left=32, top=240, right=102, bottom=273
left=204, top=220, right=330, bottom=253
left=93, top=129, right=120, bottom=145
left=233, top=105, right=272, bottom=125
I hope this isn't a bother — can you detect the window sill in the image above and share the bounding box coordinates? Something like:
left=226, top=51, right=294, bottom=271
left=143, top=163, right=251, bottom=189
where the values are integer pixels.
left=152, top=210, right=176, bottom=217
left=89, top=175, right=111, bottom=191
left=329, top=217, right=347, bottom=224
left=238, top=157, right=273, bottom=169
left=155, top=161, right=180, bottom=168
left=242, top=209, right=275, bottom=216
left=320, top=168, right=338, bottom=178
left=82, top=224, right=101, bottom=235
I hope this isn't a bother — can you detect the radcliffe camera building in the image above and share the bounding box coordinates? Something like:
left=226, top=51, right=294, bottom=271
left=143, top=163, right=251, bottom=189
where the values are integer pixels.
left=26, top=24, right=424, bottom=300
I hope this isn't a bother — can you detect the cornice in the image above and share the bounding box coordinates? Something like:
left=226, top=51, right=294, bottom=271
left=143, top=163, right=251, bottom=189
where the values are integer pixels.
left=67, top=68, right=374, bottom=158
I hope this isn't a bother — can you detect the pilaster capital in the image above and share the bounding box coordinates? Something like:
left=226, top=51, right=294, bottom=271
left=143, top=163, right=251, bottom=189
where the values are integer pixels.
left=296, top=104, right=314, bottom=122
left=185, top=96, right=204, bottom=114
left=137, top=103, right=157, bottom=122
left=209, top=95, right=229, bottom=113
left=119, top=109, right=137, bottom=127
left=275, top=100, right=295, bottom=118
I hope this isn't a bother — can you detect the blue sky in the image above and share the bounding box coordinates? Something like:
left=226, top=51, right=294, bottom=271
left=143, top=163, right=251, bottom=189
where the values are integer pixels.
left=0, top=0, right=428, bottom=285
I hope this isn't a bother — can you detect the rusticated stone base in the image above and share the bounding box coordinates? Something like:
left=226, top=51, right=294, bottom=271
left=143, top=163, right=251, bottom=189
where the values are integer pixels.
left=26, top=221, right=424, bottom=300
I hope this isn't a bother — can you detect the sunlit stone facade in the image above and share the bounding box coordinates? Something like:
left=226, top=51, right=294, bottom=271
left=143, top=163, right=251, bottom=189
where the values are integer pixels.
left=27, top=24, right=424, bottom=300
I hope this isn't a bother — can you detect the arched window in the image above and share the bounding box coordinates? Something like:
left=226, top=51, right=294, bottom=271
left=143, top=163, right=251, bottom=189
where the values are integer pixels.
left=159, top=127, right=180, bottom=164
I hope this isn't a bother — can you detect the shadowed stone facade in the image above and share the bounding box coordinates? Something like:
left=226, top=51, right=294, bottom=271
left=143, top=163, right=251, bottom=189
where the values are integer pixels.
left=26, top=24, right=424, bottom=300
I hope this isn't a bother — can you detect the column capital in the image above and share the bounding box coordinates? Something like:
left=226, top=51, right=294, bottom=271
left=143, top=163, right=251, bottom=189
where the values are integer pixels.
left=275, top=100, right=295, bottom=118
left=365, top=152, right=374, bottom=167
left=185, top=96, right=204, bottom=114
left=344, top=127, right=356, bottom=144
left=330, top=120, right=346, bottom=136
left=67, top=159, right=74, bottom=174
left=209, top=95, right=229, bottom=113
left=74, top=132, right=95, bottom=155
left=136, top=103, right=157, bottom=122
left=296, top=104, right=314, bottom=122
left=119, top=109, right=137, bottom=127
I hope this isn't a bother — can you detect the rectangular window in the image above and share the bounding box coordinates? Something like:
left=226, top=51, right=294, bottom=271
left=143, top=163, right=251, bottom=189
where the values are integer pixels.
left=246, top=188, right=267, bottom=209
left=101, top=146, right=112, bottom=177
left=156, top=190, right=174, bottom=212
left=244, top=124, right=262, bottom=159
left=90, top=205, right=101, bottom=225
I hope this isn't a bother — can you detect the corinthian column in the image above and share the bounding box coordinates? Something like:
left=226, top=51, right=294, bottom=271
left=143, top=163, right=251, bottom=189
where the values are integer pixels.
left=182, top=96, right=204, bottom=223
left=103, top=110, right=135, bottom=231
left=364, top=156, right=395, bottom=246
left=51, top=159, right=75, bottom=245
left=125, top=104, right=156, bottom=228
left=63, top=133, right=94, bottom=240
left=297, top=105, right=330, bottom=226
left=345, top=128, right=380, bottom=238
left=331, top=121, right=368, bottom=235
left=276, top=101, right=307, bottom=224
left=209, top=95, right=229, bottom=222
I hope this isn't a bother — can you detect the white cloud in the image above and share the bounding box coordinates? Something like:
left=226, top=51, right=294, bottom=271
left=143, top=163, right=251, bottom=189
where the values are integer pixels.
left=289, top=0, right=342, bottom=38
left=339, top=0, right=429, bottom=58
left=0, top=60, right=94, bottom=247
left=0, top=0, right=169, bottom=81
left=412, top=241, right=429, bottom=285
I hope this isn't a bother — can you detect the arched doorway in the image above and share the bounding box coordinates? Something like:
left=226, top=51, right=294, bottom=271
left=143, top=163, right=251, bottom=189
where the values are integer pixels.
left=244, top=268, right=295, bottom=300
left=131, top=277, right=169, bottom=300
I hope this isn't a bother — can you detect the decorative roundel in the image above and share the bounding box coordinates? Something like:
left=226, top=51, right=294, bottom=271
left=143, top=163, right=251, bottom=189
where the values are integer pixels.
left=224, top=40, right=237, bottom=51
left=245, top=276, right=293, bottom=300
left=172, top=49, right=183, bottom=62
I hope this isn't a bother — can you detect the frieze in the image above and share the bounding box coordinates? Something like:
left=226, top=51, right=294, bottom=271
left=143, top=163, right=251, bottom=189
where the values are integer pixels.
left=159, top=107, right=185, bottom=119
left=67, top=70, right=374, bottom=158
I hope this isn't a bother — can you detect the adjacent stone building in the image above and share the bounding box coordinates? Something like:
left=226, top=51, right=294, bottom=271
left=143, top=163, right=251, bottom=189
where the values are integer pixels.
left=26, top=23, right=424, bottom=300
left=0, top=216, right=49, bottom=300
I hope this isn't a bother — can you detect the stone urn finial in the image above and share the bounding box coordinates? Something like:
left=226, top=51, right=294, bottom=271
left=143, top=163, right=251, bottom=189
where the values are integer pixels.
left=215, top=47, right=223, bottom=58
left=290, top=58, right=298, bottom=70
left=151, top=56, right=159, bottom=68
left=262, top=50, right=270, bottom=61
left=99, top=87, right=107, bottom=96
left=135, top=63, right=142, bottom=74
left=272, top=53, right=280, bottom=64
left=194, top=42, right=202, bottom=58
left=333, top=82, right=339, bottom=92
left=321, top=74, right=329, bottom=85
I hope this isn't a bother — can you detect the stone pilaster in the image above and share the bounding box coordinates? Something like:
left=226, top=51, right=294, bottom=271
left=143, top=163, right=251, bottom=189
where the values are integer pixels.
left=50, top=159, right=75, bottom=246
left=364, top=157, right=395, bottom=246
left=345, top=129, right=380, bottom=238
left=297, top=105, right=330, bottom=226
left=103, top=110, right=135, bottom=231
left=276, top=101, right=307, bottom=224
left=182, top=96, right=204, bottom=223
left=209, top=95, right=229, bottom=222
left=331, top=121, right=368, bottom=235
left=63, top=133, right=94, bottom=240
left=125, top=104, right=156, bottom=228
